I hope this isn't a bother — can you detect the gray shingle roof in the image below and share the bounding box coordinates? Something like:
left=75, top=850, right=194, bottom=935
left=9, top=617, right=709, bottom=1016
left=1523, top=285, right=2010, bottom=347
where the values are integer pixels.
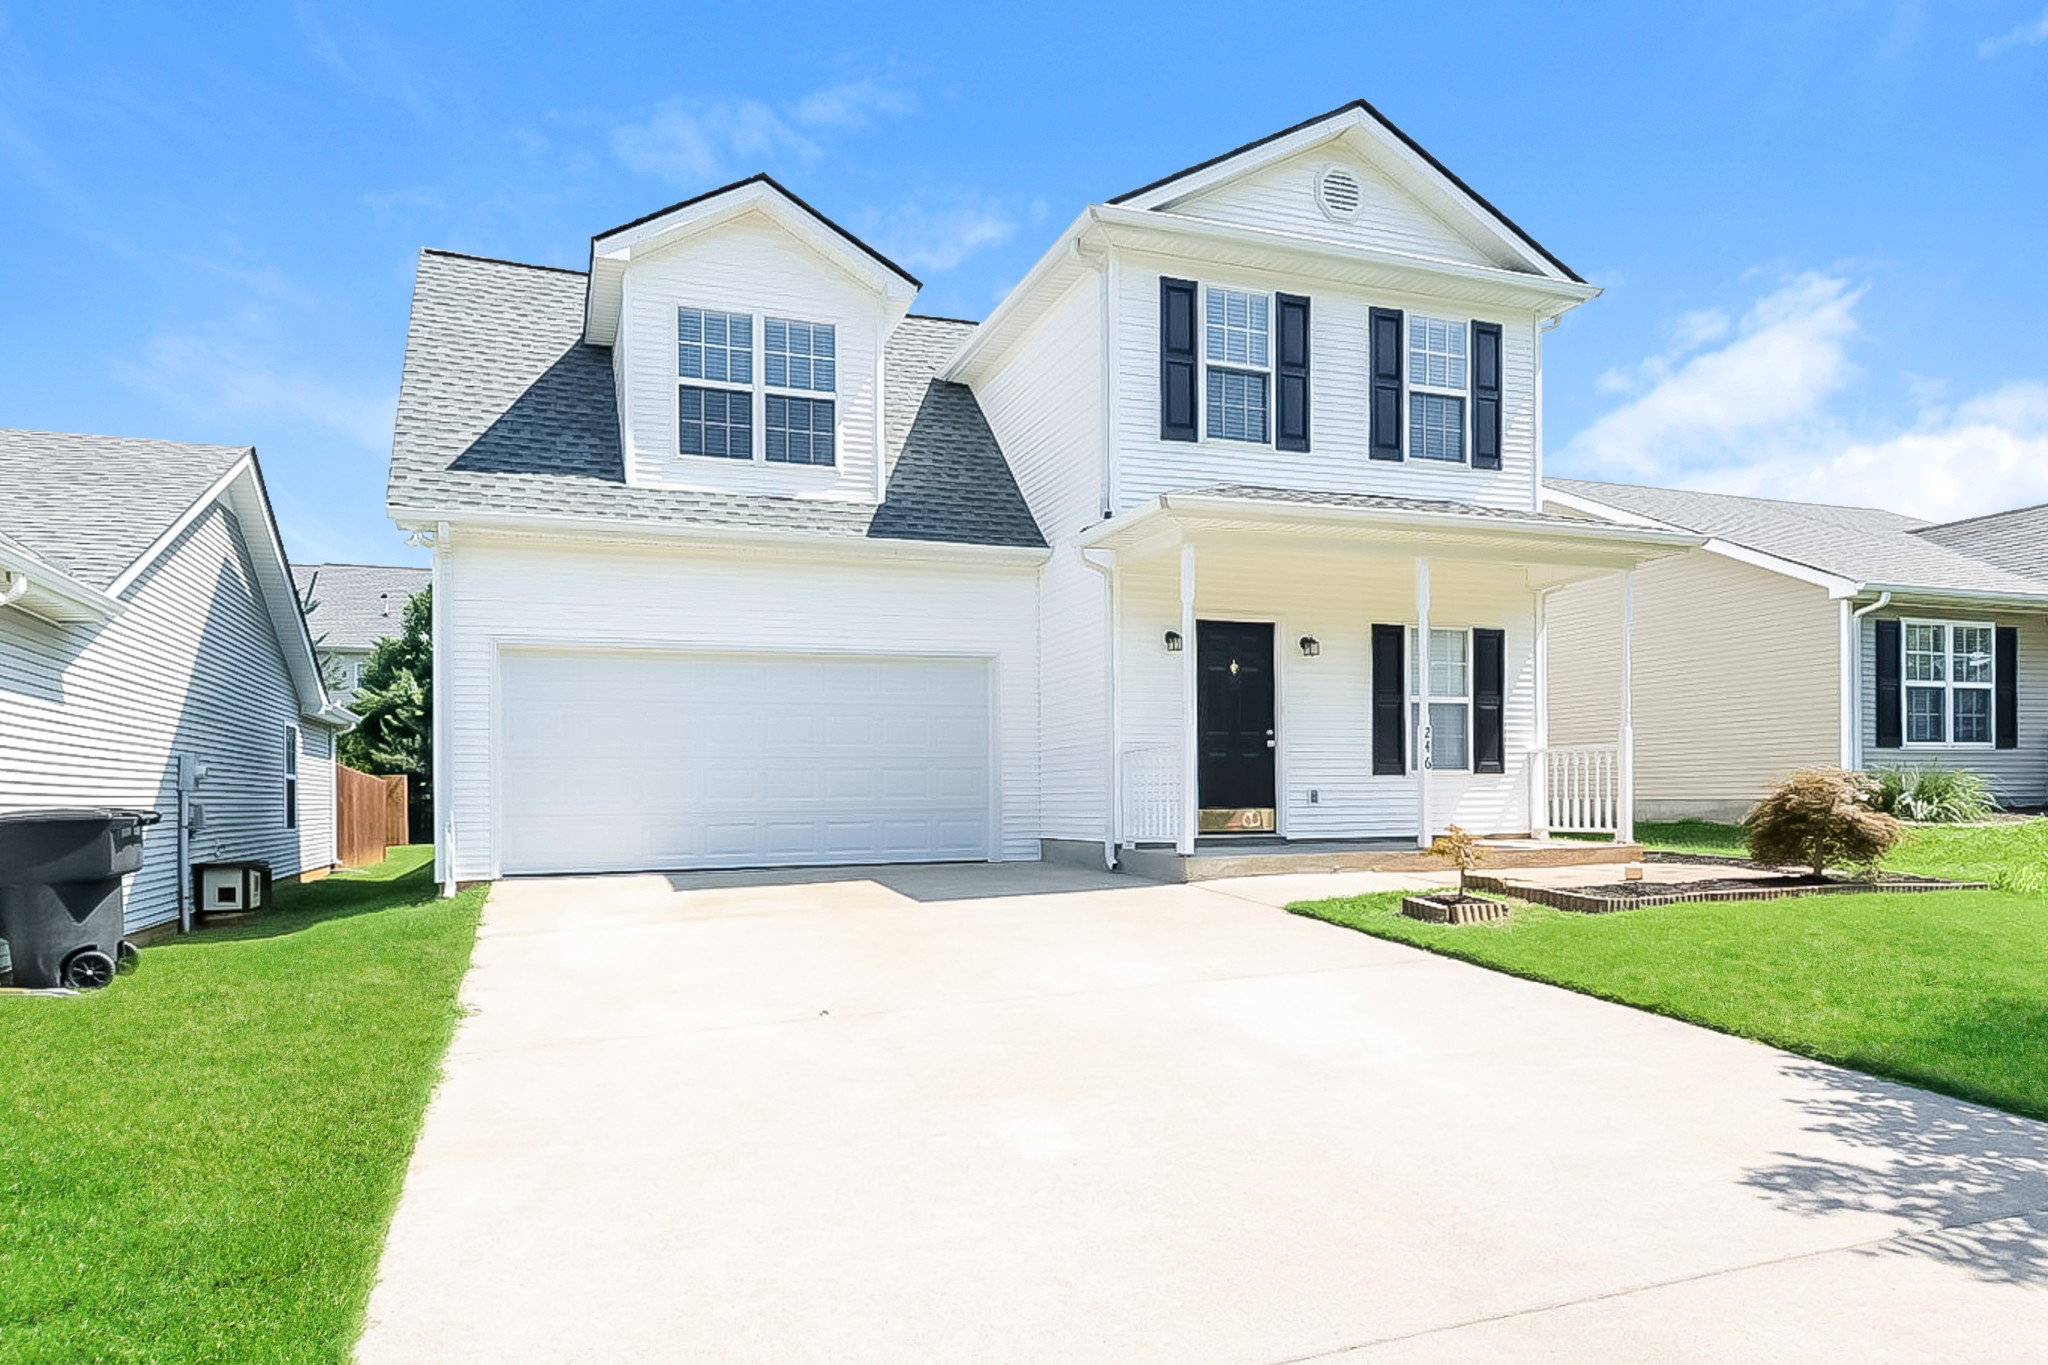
left=1913, top=503, right=2048, bottom=581
left=0, top=429, right=250, bottom=589
left=1548, top=478, right=2048, bottom=598
left=386, top=251, right=1044, bottom=549
left=291, top=563, right=431, bottom=652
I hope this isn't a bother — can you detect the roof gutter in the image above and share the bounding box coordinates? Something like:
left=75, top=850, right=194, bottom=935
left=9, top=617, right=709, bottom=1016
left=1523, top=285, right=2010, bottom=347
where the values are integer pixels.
left=0, top=556, right=121, bottom=623
left=1854, top=582, right=2048, bottom=611
left=390, top=508, right=1051, bottom=565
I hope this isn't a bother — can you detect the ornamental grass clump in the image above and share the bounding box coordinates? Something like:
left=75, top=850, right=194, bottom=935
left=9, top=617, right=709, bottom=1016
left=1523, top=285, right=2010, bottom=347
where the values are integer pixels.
left=1745, top=768, right=1903, bottom=878
left=1870, top=765, right=1998, bottom=824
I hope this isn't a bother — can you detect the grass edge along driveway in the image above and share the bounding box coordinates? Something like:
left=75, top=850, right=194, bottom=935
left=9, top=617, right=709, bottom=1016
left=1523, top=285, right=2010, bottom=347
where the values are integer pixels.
left=1291, top=820, right=2048, bottom=1124
left=0, top=846, right=484, bottom=1365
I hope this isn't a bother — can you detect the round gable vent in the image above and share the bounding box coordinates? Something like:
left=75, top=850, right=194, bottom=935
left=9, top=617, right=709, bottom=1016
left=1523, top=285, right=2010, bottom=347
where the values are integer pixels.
left=1316, top=166, right=1362, bottom=221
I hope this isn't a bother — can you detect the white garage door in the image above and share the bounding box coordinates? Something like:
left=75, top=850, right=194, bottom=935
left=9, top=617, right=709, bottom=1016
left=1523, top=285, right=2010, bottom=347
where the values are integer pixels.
left=498, top=649, right=992, bottom=874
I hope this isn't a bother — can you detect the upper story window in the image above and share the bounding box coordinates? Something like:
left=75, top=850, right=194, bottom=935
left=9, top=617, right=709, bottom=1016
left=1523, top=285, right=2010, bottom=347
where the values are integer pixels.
left=766, top=319, right=836, bottom=392
left=679, top=308, right=753, bottom=385
left=1204, top=288, right=1270, bottom=443
left=1408, top=316, right=1467, bottom=463
left=1904, top=621, right=1995, bottom=746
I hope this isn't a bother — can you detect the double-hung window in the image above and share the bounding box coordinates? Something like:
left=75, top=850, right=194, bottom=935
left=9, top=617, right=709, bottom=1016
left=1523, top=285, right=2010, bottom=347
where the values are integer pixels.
left=1409, top=628, right=1471, bottom=770
left=764, top=317, right=836, bottom=466
left=1408, top=316, right=1467, bottom=462
left=1904, top=621, right=1995, bottom=746
left=678, top=307, right=754, bottom=460
left=1204, top=287, right=1270, bottom=443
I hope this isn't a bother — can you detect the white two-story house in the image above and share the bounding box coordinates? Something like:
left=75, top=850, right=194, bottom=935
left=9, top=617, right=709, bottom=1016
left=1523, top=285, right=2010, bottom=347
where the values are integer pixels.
left=389, top=101, right=1697, bottom=889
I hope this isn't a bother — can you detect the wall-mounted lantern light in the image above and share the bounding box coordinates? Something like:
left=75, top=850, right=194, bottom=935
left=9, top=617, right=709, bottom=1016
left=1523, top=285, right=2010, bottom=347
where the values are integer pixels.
left=1298, top=635, right=1321, bottom=658
left=1164, top=629, right=1184, bottom=653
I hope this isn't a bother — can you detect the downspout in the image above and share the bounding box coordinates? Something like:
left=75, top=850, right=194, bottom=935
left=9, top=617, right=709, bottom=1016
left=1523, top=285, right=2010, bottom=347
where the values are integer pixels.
left=1079, top=549, right=1120, bottom=870
left=1846, top=591, right=1892, bottom=773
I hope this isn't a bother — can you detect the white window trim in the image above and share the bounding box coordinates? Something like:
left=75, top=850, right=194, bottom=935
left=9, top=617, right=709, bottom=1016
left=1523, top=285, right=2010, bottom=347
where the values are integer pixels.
left=1200, top=282, right=1273, bottom=447
left=1409, top=625, right=1473, bottom=772
left=1900, top=617, right=1996, bottom=750
left=1406, top=314, right=1471, bottom=466
left=675, top=306, right=842, bottom=469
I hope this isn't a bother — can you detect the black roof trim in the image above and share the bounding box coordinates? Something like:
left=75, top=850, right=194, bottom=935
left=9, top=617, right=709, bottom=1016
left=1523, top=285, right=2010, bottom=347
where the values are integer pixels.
left=589, top=172, right=921, bottom=289
left=421, top=247, right=588, bottom=278
left=905, top=312, right=980, bottom=327
left=1106, top=99, right=1585, bottom=285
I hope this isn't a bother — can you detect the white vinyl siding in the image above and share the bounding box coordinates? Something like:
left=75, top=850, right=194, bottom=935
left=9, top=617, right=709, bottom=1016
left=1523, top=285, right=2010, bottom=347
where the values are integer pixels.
left=1546, top=549, right=1843, bottom=817
left=964, top=277, right=1108, bottom=842
left=437, top=528, right=1042, bottom=880
left=1114, top=250, right=1539, bottom=513
left=0, top=504, right=337, bottom=938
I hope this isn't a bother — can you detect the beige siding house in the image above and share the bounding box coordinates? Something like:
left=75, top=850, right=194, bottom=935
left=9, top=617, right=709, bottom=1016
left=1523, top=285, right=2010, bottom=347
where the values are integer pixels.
left=1544, top=480, right=2048, bottom=820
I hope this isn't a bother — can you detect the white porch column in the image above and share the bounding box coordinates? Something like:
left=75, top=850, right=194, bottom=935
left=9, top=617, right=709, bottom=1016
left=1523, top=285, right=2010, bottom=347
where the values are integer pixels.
left=1178, top=540, right=1198, bottom=856
left=1415, top=556, right=1432, bottom=849
left=1618, top=569, right=1636, bottom=846
left=1532, top=587, right=1551, bottom=839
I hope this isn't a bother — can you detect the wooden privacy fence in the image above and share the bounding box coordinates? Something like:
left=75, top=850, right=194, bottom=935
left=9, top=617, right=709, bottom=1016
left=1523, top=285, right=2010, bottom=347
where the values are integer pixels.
left=336, top=765, right=411, bottom=867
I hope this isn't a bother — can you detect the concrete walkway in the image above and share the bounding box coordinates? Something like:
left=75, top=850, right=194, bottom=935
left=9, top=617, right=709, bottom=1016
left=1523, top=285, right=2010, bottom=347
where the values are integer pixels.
left=357, top=863, right=2048, bottom=1364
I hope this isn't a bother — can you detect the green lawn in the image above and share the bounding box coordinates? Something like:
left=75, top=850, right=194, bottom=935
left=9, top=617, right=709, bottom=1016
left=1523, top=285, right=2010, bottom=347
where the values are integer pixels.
left=0, top=847, right=483, bottom=1364
left=1294, top=819, right=2048, bottom=1121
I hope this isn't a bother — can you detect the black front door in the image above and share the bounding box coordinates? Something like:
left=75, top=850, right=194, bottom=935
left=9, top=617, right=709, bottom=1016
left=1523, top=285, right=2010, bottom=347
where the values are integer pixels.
left=1196, top=620, right=1276, bottom=830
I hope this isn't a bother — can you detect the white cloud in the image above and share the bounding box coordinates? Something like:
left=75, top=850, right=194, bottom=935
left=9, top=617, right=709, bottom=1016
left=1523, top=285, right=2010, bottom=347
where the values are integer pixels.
left=1981, top=7, right=2048, bottom=56
left=1558, top=273, right=2048, bottom=520
left=113, top=327, right=395, bottom=451
left=611, top=77, right=916, bottom=186
left=854, top=195, right=1019, bottom=274
left=1561, top=273, right=1863, bottom=477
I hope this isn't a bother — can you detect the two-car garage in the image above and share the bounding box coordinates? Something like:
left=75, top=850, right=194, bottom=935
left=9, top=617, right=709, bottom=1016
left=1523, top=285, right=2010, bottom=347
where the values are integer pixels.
left=496, top=648, right=996, bottom=875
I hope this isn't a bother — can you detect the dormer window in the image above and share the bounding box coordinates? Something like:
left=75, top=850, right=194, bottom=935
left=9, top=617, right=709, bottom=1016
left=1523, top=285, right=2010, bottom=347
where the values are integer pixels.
left=1408, top=316, right=1467, bottom=463
left=679, top=307, right=755, bottom=461
left=765, top=317, right=836, bottom=467
left=1204, top=288, right=1270, bottom=444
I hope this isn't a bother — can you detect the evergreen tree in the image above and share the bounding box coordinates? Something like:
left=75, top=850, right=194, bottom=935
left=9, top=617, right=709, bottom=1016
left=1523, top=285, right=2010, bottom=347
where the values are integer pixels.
left=338, top=587, right=433, bottom=841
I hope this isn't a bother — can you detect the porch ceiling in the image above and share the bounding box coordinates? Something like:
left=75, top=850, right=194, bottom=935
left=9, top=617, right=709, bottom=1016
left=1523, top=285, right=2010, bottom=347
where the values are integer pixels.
left=1082, top=487, right=1702, bottom=582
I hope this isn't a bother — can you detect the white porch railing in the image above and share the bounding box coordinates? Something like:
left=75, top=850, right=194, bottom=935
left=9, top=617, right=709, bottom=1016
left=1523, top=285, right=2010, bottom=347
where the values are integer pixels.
left=1121, top=743, right=1182, bottom=844
left=1532, top=744, right=1626, bottom=837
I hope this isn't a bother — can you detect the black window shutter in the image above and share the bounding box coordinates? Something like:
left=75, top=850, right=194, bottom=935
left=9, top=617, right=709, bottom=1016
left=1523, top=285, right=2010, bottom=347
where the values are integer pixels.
left=1372, top=624, right=1406, bottom=775
left=1275, top=293, right=1311, bottom=452
left=1159, top=278, right=1198, bottom=442
left=1874, top=618, right=1902, bottom=750
left=1996, top=625, right=2019, bottom=751
left=1472, top=628, right=1505, bottom=774
left=1369, top=308, right=1403, bottom=461
left=1471, top=321, right=1503, bottom=471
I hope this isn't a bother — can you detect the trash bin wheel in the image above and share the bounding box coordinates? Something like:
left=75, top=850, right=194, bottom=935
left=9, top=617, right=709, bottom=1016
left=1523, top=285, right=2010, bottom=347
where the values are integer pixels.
left=117, top=940, right=141, bottom=975
left=62, top=949, right=117, bottom=991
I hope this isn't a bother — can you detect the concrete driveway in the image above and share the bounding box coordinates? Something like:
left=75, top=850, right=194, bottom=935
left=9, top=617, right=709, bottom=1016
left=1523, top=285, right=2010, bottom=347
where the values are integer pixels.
left=357, top=863, right=2048, bottom=1364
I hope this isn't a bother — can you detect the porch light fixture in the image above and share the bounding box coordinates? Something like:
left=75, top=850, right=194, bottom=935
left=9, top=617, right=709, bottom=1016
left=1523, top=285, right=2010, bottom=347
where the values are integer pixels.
left=1163, top=629, right=1184, bottom=653
left=1299, top=635, right=1321, bottom=658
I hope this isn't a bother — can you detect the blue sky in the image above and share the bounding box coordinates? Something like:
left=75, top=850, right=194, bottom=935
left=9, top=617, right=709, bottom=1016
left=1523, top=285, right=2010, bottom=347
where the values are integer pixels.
left=3, top=2, right=2045, bottom=568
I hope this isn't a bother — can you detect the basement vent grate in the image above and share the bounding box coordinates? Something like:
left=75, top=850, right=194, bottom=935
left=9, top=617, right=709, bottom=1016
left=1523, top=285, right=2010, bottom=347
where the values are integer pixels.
left=1316, top=166, right=1362, bottom=221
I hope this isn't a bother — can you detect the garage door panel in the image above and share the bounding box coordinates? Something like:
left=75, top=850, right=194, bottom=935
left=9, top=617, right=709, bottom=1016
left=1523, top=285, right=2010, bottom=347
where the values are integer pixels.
left=498, top=650, right=992, bottom=874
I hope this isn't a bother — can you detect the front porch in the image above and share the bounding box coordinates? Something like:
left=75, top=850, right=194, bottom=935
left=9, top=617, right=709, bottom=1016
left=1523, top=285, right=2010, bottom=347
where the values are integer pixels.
left=1078, top=488, right=1699, bottom=864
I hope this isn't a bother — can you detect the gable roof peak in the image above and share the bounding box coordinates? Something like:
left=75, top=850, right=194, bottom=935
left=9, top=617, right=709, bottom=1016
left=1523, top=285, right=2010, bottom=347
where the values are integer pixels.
left=1109, top=99, right=1583, bottom=284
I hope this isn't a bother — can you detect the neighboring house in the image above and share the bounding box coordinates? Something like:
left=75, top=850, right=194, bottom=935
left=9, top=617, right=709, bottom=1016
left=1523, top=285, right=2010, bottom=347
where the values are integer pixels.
left=0, top=430, right=352, bottom=937
left=389, top=100, right=1702, bottom=889
left=293, top=563, right=431, bottom=694
left=1543, top=480, right=2048, bottom=819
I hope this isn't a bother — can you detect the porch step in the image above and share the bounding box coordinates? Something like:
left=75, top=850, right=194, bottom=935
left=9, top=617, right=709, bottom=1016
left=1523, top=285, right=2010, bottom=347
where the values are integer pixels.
left=1116, top=837, right=1645, bottom=884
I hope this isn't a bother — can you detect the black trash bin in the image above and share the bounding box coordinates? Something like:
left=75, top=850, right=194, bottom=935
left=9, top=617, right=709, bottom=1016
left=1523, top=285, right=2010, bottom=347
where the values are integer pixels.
left=0, top=809, right=160, bottom=990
